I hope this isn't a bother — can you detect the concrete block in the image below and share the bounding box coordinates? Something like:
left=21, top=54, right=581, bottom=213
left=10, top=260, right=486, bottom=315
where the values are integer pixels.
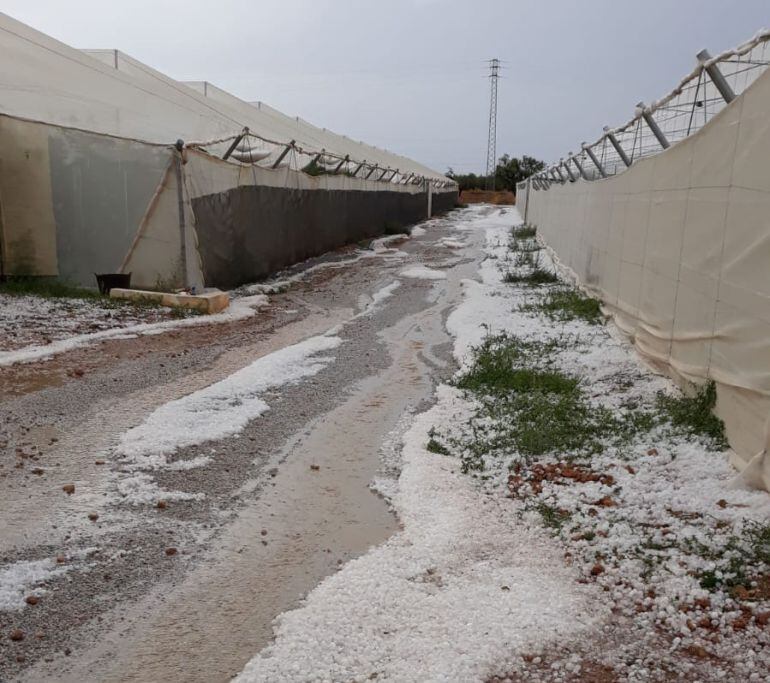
left=109, top=288, right=229, bottom=314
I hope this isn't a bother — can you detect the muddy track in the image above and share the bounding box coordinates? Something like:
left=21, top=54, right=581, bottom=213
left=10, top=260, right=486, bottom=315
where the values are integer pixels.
left=0, top=209, right=489, bottom=682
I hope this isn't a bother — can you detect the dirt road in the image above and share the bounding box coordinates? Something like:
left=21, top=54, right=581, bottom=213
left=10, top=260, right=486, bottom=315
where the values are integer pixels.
left=0, top=209, right=487, bottom=682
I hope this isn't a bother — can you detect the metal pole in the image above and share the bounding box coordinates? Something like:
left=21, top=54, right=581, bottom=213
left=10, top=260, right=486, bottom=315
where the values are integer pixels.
left=553, top=165, right=566, bottom=183
left=697, top=49, right=736, bottom=104
left=603, top=126, right=632, bottom=167
left=378, top=168, right=390, bottom=181
left=223, top=128, right=247, bottom=160
left=333, top=155, right=350, bottom=173
left=351, top=161, right=365, bottom=177
left=365, top=164, right=379, bottom=180
left=637, top=102, right=670, bottom=149
left=272, top=140, right=295, bottom=168
left=583, top=143, right=607, bottom=178
left=523, top=178, right=531, bottom=222
left=570, top=153, right=588, bottom=180
left=562, top=159, right=576, bottom=182
left=173, top=141, right=188, bottom=288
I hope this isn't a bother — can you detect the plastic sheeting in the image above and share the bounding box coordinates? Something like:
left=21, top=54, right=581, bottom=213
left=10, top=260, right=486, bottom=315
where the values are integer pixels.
left=122, top=148, right=454, bottom=290
left=0, top=13, right=447, bottom=182
left=521, top=65, right=770, bottom=491
left=0, top=12, right=456, bottom=289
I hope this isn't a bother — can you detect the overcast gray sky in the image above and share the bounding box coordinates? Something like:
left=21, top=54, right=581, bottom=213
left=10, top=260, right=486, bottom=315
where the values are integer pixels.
left=2, top=1, right=768, bottom=173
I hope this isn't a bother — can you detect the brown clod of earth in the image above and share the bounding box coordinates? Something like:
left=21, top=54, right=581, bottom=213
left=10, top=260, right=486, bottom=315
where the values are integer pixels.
left=24, top=595, right=39, bottom=606
left=156, top=500, right=168, bottom=509
left=310, top=464, right=320, bottom=471
left=592, top=495, right=616, bottom=508
left=62, top=483, right=75, bottom=495
left=165, top=547, right=177, bottom=556
left=88, top=512, right=99, bottom=521
left=683, top=644, right=711, bottom=659
left=9, top=629, right=24, bottom=642
left=509, top=462, right=616, bottom=498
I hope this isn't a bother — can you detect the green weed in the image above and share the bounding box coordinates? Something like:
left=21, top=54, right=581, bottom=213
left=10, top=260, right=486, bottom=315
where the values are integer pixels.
left=520, top=287, right=603, bottom=324
left=535, top=501, right=572, bottom=530
left=503, top=268, right=559, bottom=286
left=453, top=333, right=639, bottom=461
left=656, top=381, right=727, bottom=448
left=0, top=277, right=101, bottom=300
left=512, top=224, right=537, bottom=239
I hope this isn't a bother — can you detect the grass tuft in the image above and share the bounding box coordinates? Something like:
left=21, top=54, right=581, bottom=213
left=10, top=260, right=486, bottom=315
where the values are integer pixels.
left=0, top=277, right=101, bottom=300
left=520, top=287, right=603, bottom=324
left=535, top=501, right=572, bottom=530
left=512, top=224, right=537, bottom=239
left=453, top=333, right=646, bottom=462
left=502, top=268, right=558, bottom=286
left=656, top=381, right=727, bottom=448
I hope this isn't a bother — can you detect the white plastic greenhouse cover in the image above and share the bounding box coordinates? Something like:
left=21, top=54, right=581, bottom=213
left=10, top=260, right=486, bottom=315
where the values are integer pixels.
left=0, top=12, right=448, bottom=181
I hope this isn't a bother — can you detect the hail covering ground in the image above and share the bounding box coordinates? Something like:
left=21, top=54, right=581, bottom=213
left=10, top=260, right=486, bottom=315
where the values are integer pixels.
left=234, top=207, right=770, bottom=682
left=1, top=206, right=769, bottom=681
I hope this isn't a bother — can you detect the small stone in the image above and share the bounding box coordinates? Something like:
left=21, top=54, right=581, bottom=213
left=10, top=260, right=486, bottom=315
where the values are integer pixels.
left=24, top=595, right=39, bottom=606
left=165, top=547, right=177, bottom=556
left=592, top=495, right=616, bottom=508
left=9, top=629, right=24, bottom=642
left=755, top=611, right=770, bottom=627
left=590, top=563, right=605, bottom=576
left=732, top=613, right=751, bottom=630
left=16, top=655, right=26, bottom=663
left=501, top=585, right=510, bottom=591
left=72, top=368, right=85, bottom=378
left=35, top=631, right=45, bottom=640
left=732, top=585, right=750, bottom=601
left=156, top=500, right=167, bottom=509
left=260, top=529, right=268, bottom=536
left=64, top=648, right=71, bottom=656
left=625, top=465, right=636, bottom=475
left=62, top=483, right=75, bottom=495
left=716, top=499, right=727, bottom=508
left=88, top=512, right=99, bottom=522
left=56, top=555, right=66, bottom=564
left=95, top=460, right=106, bottom=466
left=684, top=644, right=710, bottom=659
left=646, top=448, right=658, bottom=456
left=32, top=467, right=45, bottom=475
left=310, top=464, right=320, bottom=471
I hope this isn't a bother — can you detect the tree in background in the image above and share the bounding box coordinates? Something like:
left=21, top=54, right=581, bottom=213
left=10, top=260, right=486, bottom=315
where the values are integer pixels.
left=448, top=154, right=544, bottom=194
